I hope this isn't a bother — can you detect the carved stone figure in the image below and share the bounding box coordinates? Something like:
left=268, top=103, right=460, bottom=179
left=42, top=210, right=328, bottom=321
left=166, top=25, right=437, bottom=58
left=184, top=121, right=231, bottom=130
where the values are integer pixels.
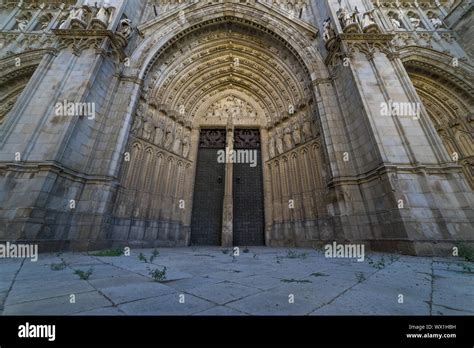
left=16, top=17, right=29, bottom=32
left=338, top=7, right=352, bottom=29
left=268, top=132, right=276, bottom=159
left=302, top=116, right=312, bottom=142
left=131, top=115, right=142, bottom=135
left=389, top=13, right=402, bottom=29
left=275, top=128, right=284, bottom=155
left=292, top=121, right=301, bottom=145
left=323, top=18, right=335, bottom=42
left=362, top=12, right=376, bottom=29
left=142, top=114, right=153, bottom=141
left=205, top=96, right=256, bottom=121
left=409, top=16, right=421, bottom=29
left=37, top=16, right=51, bottom=31
left=283, top=126, right=293, bottom=151
left=182, top=132, right=191, bottom=158
left=154, top=119, right=164, bottom=145
left=164, top=124, right=174, bottom=149
left=429, top=14, right=443, bottom=29
left=118, top=18, right=133, bottom=39
left=172, top=127, right=183, bottom=154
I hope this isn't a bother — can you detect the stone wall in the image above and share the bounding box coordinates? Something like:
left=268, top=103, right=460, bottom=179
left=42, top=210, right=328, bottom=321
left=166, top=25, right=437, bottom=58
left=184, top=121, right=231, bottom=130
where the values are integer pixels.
left=0, top=0, right=472, bottom=255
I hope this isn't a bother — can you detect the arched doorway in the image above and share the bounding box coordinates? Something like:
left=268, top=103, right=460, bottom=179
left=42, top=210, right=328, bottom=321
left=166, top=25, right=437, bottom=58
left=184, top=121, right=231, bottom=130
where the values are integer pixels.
left=400, top=50, right=474, bottom=190
left=112, top=16, right=328, bottom=247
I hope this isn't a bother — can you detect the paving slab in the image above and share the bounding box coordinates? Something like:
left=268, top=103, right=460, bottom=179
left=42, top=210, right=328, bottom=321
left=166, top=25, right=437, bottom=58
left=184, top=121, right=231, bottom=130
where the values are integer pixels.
left=118, top=293, right=214, bottom=315
left=0, top=247, right=472, bottom=316
left=3, top=291, right=111, bottom=315
left=186, top=281, right=262, bottom=305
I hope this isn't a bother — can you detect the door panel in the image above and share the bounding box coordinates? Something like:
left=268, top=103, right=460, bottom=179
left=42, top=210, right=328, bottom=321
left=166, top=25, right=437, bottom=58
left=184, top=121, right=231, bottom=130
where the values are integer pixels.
left=190, top=130, right=226, bottom=245
left=233, top=129, right=264, bottom=246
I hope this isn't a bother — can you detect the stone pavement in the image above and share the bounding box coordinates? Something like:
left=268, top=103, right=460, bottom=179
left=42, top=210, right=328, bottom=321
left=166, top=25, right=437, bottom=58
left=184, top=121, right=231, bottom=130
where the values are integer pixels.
left=1, top=247, right=473, bottom=316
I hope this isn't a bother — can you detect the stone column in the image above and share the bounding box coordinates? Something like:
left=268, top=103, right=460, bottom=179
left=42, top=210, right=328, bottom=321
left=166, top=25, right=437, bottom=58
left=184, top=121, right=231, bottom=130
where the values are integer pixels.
left=260, top=128, right=272, bottom=246
left=183, top=127, right=201, bottom=246
left=221, top=126, right=233, bottom=247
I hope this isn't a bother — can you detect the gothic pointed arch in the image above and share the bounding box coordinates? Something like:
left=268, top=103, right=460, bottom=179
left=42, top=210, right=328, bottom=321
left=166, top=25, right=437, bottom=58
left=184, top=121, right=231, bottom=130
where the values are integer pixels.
left=113, top=4, right=330, bottom=247
left=400, top=47, right=474, bottom=189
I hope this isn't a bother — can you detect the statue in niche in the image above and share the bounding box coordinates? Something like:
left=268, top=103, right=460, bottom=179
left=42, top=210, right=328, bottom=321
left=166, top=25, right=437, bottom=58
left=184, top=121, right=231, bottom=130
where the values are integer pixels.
left=268, top=132, right=276, bottom=159
left=15, top=17, right=29, bottom=32
left=429, top=13, right=443, bottom=29
left=302, top=115, right=313, bottom=142
left=154, top=118, right=165, bottom=146
left=409, top=15, right=421, bottom=29
left=132, top=102, right=145, bottom=135
left=338, top=6, right=352, bottom=29
left=323, top=18, right=335, bottom=42
left=142, top=111, right=154, bottom=141
left=35, top=15, right=51, bottom=31
left=131, top=115, right=143, bottom=136
left=182, top=130, right=191, bottom=159
left=283, top=126, right=293, bottom=151
left=164, top=123, right=174, bottom=150
left=292, top=121, right=302, bottom=145
left=388, top=12, right=402, bottom=30
left=172, top=127, right=183, bottom=154
left=361, top=11, right=376, bottom=29
left=275, top=128, right=284, bottom=155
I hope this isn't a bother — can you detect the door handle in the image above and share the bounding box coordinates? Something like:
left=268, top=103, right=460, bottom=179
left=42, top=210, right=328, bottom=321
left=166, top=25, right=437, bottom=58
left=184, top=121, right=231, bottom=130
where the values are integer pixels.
left=236, top=177, right=241, bottom=184
left=217, top=176, right=223, bottom=184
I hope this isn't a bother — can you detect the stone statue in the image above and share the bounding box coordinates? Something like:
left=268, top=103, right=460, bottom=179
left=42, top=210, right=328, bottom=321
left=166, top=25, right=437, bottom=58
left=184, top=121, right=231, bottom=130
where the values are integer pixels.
left=172, top=127, right=183, bottom=154
left=362, top=12, right=376, bottom=29
left=182, top=132, right=191, bottom=159
left=38, top=16, right=50, bottom=31
left=154, top=119, right=164, bottom=146
left=275, top=128, right=284, bottom=155
left=164, top=124, right=174, bottom=150
left=302, top=116, right=313, bottom=142
left=338, top=7, right=352, bottom=29
left=268, top=134, right=276, bottom=159
left=16, top=17, right=29, bottom=32
left=131, top=115, right=142, bottom=135
left=142, top=113, right=153, bottom=141
left=323, top=18, right=335, bottom=42
left=283, top=126, right=293, bottom=151
left=429, top=14, right=443, bottom=29
left=389, top=13, right=402, bottom=29
left=292, top=121, right=302, bottom=145
left=409, top=16, right=421, bottom=29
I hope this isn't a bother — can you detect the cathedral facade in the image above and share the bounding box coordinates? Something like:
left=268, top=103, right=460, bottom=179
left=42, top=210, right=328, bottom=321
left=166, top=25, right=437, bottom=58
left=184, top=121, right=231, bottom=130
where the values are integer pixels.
left=0, top=0, right=472, bottom=255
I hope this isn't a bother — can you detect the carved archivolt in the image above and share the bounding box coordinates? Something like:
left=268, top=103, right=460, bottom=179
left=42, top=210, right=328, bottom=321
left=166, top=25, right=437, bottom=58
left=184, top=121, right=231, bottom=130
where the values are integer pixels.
left=142, top=23, right=314, bottom=128
left=403, top=56, right=473, bottom=189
